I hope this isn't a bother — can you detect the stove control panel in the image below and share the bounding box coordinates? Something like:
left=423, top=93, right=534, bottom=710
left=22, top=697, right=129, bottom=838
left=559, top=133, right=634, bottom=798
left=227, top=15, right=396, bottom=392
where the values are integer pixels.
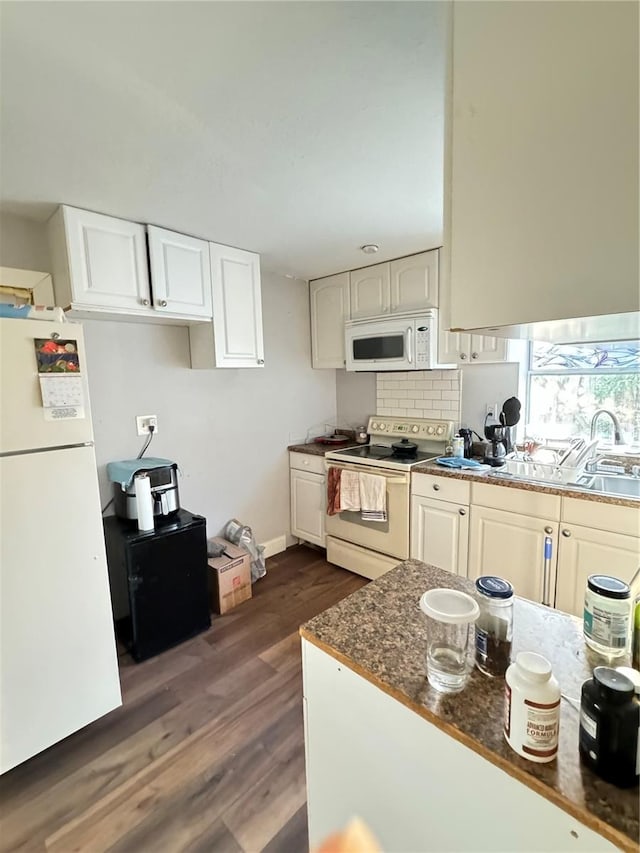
left=367, top=416, right=455, bottom=441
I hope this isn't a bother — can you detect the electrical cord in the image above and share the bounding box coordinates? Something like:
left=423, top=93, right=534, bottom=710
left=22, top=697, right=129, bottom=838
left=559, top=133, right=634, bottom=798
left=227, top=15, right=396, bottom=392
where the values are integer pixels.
left=101, top=425, right=156, bottom=515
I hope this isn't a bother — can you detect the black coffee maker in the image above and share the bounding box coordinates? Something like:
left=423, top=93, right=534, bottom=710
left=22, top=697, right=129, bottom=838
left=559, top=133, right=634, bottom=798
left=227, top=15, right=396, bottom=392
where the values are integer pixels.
left=483, top=415, right=507, bottom=467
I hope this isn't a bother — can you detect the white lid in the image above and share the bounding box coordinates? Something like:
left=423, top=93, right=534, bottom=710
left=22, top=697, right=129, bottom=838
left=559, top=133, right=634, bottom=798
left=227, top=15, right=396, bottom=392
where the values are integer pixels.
left=515, top=652, right=552, bottom=682
left=615, top=666, right=640, bottom=695
left=419, top=588, right=480, bottom=625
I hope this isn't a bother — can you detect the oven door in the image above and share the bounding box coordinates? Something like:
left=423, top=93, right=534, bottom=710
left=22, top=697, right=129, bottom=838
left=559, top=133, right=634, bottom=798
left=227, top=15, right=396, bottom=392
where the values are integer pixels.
left=325, top=462, right=410, bottom=559
left=345, top=318, right=415, bottom=372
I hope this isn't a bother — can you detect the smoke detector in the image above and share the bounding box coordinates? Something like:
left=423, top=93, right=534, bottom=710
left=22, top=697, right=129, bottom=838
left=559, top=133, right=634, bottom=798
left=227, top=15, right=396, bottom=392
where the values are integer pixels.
left=360, top=244, right=379, bottom=254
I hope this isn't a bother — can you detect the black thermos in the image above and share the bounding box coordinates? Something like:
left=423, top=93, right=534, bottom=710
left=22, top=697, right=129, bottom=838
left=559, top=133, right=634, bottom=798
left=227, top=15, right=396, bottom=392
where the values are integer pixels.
left=579, top=667, right=639, bottom=788
left=458, top=428, right=473, bottom=459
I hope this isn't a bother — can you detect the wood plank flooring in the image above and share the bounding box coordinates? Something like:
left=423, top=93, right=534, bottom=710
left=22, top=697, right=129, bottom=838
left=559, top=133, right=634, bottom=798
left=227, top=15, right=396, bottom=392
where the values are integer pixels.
left=0, top=546, right=367, bottom=853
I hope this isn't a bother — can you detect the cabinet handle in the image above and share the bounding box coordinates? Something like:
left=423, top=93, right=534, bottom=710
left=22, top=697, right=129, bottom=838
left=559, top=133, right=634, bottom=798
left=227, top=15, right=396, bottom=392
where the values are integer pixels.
left=257, top=358, right=265, bottom=365
left=460, top=352, right=467, bottom=360
left=158, top=299, right=168, bottom=307
left=141, top=298, right=150, bottom=306
left=544, top=525, right=553, bottom=534
left=432, top=483, right=440, bottom=491
left=542, top=536, right=553, bottom=607
left=562, top=529, right=572, bottom=538
left=471, top=352, right=479, bottom=359
left=458, top=508, right=466, bottom=516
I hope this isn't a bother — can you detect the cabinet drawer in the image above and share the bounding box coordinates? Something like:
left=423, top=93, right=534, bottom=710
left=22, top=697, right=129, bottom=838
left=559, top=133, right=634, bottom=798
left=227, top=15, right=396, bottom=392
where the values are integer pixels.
left=411, top=473, right=470, bottom=505
left=289, top=451, right=326, bottom=476
left=561, top=497, right=640, bottom=537
left=471, top=482, right=561, bottom=520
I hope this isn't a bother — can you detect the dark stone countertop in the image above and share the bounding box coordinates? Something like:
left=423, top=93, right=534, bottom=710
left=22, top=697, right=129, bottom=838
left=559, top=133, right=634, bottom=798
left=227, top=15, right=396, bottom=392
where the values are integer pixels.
left=300, top=561, right=639, bottom=851
left=412, top=460, right=640, bottom=508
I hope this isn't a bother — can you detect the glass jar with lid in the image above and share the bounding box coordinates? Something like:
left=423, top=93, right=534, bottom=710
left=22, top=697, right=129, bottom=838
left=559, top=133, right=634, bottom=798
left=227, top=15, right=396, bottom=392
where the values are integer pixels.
left=475, top=576, right=514, bottom=677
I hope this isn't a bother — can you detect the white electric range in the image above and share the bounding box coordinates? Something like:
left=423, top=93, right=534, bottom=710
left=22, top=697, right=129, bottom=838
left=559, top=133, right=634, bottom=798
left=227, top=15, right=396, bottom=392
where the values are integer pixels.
left=325, top=415, right=454, bottom=579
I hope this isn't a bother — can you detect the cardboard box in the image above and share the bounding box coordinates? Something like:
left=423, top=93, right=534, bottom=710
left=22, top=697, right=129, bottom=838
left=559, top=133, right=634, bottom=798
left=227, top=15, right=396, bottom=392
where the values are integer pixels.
left=208, top=537, right=252, bottom=615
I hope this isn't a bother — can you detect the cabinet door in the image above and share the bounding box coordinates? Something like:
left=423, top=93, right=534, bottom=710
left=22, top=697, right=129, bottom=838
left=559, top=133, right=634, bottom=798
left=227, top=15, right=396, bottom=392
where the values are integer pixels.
left=290, top=469, right=326, bottom=547
left=62, top=206, right=150, bottom=311
left=210, top=243, right=264, bottom=368
left=411, top=496, right=469, bottom=576
left=469, top=506, right=558, bottom=604
left=555, top=524, right=640, bottom=618
left=438, top=329, right=471, bottom=365
left=468, top=335, right=507, bottom=364
left=310, top=273, right=350, bottom=368
left=349, top=263, right=391, bottom=319
left=390, top=251, right=439, bottom=313
left=147, top=226, right=212, bottom=318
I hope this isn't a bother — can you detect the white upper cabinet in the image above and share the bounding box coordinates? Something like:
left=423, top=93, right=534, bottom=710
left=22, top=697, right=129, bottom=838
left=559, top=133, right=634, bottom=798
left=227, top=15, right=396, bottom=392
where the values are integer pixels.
left=438, top=329, right=508, bottom=365
left=447, top=2, right=639, bottom=333
left=348, top=251, right=440, bottom=322
left=390, top=251, right=438, bottom=314
left=349, top=263, right=391, bottom=319
left=49, top=206, right=151, bottom=314
left=147, top=226, right=212, bottom=318
left=48, top=206, right=212, bottom=323
left=310, top=273, right=350, bottom=369
left=190, top=244, right=264, bottom=369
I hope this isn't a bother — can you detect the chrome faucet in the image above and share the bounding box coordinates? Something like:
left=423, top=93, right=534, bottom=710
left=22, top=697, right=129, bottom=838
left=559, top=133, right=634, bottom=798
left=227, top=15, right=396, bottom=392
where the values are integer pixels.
left=589, top=409, right=624, bottom=445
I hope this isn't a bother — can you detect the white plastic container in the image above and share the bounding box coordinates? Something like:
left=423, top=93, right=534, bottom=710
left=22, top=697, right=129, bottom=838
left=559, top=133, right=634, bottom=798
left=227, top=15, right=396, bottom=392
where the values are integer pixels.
left=583, top=574, right=631, bottom=658
left=420, top=588, right=480, bottom=693
left=504, top=652, right=560, bottom=763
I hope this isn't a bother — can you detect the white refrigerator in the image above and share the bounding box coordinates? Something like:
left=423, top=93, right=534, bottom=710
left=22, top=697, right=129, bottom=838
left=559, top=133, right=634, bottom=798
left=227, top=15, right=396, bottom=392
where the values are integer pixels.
left=0, top=317, right=121, bottom=774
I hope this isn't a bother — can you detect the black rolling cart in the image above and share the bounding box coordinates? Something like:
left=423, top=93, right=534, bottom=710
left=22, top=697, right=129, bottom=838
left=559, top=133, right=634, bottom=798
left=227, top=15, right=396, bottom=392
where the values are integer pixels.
left=103, top=509, right=210, bottom=662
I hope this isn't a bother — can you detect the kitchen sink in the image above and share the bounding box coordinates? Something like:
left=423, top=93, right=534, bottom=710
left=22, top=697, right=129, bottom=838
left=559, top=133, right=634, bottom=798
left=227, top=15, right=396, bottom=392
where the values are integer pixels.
left=573, top=473, right=640, bottom=499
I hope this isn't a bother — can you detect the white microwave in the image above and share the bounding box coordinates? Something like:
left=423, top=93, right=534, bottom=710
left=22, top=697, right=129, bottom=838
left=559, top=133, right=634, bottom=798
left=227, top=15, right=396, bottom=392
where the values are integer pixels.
left=344, top=310, right=439, bottom=372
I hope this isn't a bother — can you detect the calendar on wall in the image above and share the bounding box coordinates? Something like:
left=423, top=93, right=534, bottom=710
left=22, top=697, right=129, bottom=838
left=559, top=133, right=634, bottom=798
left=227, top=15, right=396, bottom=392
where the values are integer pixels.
left=34, top=338, right=86, bottom=420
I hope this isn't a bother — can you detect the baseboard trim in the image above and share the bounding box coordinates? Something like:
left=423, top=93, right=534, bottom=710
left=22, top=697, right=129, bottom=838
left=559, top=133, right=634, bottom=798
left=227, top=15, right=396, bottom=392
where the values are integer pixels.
left=261, top=535, right=288, bottom=560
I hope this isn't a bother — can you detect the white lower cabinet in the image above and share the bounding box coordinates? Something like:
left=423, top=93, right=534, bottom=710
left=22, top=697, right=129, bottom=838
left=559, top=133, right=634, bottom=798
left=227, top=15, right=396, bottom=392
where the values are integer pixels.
left=290, top=453, right=326, bottom=547
left=411, top=495, right=469, bottom=576
left=468, top=505, right=558, bottom=605
left=555, top=524, right=640, bottom=618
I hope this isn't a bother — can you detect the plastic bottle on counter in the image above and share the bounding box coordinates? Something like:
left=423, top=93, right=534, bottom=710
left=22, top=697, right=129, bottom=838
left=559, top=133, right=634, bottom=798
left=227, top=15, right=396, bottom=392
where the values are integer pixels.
left=583, top=575, right=631, bottom=658
left=504, top=652, right=560, bottom=763
left=474, top=576, right=514, bottom=678
left=579, top=667, right=639, bottom=788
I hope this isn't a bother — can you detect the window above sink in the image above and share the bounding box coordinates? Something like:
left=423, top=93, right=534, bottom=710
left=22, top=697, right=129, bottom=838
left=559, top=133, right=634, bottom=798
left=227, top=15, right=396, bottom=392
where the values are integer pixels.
left=526, top=340, right=640, bottom=448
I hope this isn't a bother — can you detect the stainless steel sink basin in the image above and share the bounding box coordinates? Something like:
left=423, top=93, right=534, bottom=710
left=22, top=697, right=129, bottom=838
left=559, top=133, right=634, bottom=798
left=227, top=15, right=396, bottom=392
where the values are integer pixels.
left=573, top=473, right=640, bottom=499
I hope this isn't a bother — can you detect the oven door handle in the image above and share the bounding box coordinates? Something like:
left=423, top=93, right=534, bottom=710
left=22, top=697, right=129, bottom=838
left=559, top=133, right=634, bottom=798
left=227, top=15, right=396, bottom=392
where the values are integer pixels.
left=325, top=462, right=409, bottom=484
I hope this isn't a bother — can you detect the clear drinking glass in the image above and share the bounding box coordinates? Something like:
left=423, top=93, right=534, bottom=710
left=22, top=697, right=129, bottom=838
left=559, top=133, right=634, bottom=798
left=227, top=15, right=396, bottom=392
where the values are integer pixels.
left=420, top=589, right=480, bottom=693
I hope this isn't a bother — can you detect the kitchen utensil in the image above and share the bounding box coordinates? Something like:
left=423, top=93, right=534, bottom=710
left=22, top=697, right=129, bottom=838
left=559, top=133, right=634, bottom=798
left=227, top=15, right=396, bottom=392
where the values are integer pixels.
left=420, top=589, right=480, bottom=693
left=314, top=434, right=352, bottom=445
left=458, top=428, right=474, bottom=459
left=501, top=397, right=522, bottom=427
left=391, top=438, right=418, bottom=457
left=111, top=460, right=180, bottom=523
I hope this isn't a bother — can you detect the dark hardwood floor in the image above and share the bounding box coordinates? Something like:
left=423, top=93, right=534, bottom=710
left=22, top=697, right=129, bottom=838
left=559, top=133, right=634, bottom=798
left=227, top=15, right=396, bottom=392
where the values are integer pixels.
left=0, top=546, right=367, bottom=853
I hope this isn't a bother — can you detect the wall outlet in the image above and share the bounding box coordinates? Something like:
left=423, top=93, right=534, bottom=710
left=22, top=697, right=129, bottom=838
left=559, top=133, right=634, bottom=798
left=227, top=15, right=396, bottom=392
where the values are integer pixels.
left=136, top=415, right=158, bottom=436
left=485, top=402, right=498, bottom=419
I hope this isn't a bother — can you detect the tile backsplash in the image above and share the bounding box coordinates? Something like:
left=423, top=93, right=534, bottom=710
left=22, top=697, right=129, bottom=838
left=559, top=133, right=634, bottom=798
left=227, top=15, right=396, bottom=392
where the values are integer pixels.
left=376, top=370, right=461, bottom=422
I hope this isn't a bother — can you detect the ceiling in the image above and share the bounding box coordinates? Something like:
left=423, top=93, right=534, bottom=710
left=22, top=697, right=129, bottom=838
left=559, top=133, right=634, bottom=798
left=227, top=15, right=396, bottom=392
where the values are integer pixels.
left=0, top=1, right=447, bottom=280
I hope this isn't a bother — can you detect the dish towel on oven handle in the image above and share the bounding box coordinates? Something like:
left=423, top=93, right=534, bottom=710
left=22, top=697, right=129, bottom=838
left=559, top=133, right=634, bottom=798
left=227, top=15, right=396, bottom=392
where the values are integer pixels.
left=359, top=472, right=387, bottom=522
left=327, top=466, right=342, bottom=516
left=339, top=470, right=361, bottom=512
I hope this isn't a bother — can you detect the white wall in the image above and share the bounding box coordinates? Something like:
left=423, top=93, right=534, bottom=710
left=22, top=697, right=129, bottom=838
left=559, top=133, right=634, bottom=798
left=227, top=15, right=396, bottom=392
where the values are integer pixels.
left=0, top=213, right=50, bottom=271
left=336, top=363, right=523, bottom=437
left=334, top=370, right=376, bottom=429
left=460, top=362, right=520, bottom=433
left=0, top=214, right=336, bottom=546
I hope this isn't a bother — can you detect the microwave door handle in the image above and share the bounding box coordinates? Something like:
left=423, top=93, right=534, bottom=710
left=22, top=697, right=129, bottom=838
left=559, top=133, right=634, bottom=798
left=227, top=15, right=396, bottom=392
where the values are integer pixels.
left=406, top=327, right=413, bottom=364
